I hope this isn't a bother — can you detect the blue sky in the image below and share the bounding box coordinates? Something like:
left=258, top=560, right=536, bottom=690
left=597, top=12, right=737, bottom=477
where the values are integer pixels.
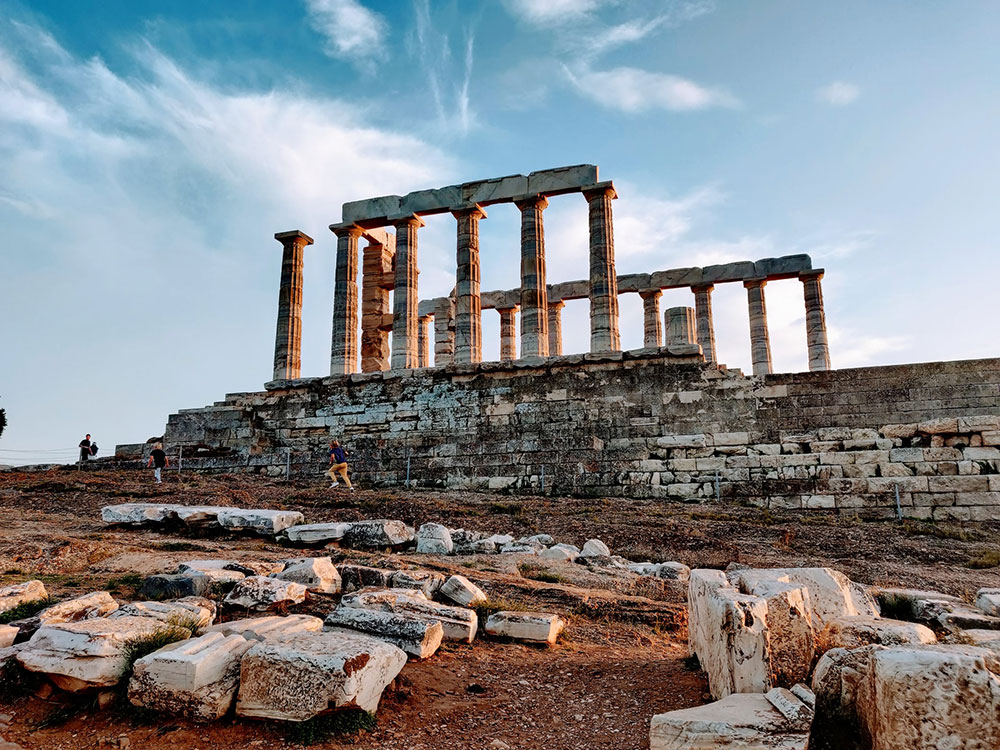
left=2, top=1, right=999, bottom=463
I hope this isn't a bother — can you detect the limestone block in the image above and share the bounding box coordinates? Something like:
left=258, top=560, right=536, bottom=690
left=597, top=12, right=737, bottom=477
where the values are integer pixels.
left=203, top=614, right=323, bottom=641
left=272, top=557, right=341, bottom=594
left=484, top=611, right=565, bottom=644
left=34, top=591, right=118, bottom=625
left=18, top=616, right=182, bottom=692
left=111, top=598, right=215, bottom=629
left=128, top=632, right=253, bottom=721
left=809, top=645, right=885, bottom=750
left=283, top=522, right=350, bottom=545
left=463, top=174, right=528, bottom=204
left=816, top=615, right=936, bottom=654
left=338, top=565, right=393, bottom=593
left=580, top=539, right=611, bottom=557
left=688, top=569, right=729, bottom=659
left=0, top=580, right=48, bottom=615
left=628, top=562, right=691, bottom=581
left=101, top=503, right=180, bottom=526
left=235, top=630, right=407, bottom=720
left=170, top=505, right=227, bottom=528
left=880, top=423, right=918, bottom=439
left=324, top=607, right=444, bottom=658
left=389, top=570, right=445, bottom=598
left=223, top=577, right=307, bottom=611
left=963, top=629, right=1000, bottom=653
left=138, top=574, right=215, bottom=601
left=539, top=546, right=577, bottom=562
left=343, top=520, right=415, bottom=549
left=738, top=579, right=814, bottom=687
left=439, top=575, right=488, bottom=607
left=341, top=587, right=477, bottom=642
left=415, top=523, right=454, bottom=555
left=0, top=625, right=17, bottom=648
left=526, top=164, right=598, bottom=195
left=177, top=561, right=247, bottom=585
left=500, top=541, right=540, bottom=555
left=649, top=687, right=813, bottom=750
left=216, top=508, right=304, bottom=535
left=977, top=588, right=1000, bottom=617
left=733, top=568, right=876, bottom=630
left=341, top=194, right=402, bottom=224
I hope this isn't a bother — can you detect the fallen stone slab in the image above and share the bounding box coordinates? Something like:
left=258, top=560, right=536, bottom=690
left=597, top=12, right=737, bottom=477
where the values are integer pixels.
left=733, top=567, right=877, bottom=630
left=539, top=546, right=577, bottom=562
left=650, top=686, right=813, bottom=750
left=283, top=522, right=351, bottom=545
left=810, top=645, right=885, bottom=750
left=176, top=561, right=247, bottom=585
left=484, top=611, right=564, bottom=644
left=342, top=520, right=415, bottom=549
left=962, top=629, right=1000, bottom=654
left=817, top=615, right=936, bottom=654
left=873, top=586, right=959, bottom=620
left=389, top=570, right=445, bottom=597
left=340, top=588, right=477, bottom=643
left=169, top=506, right=227, bottom=528
left=0, top=580, right=48, bottom=615
left=449, top=528, right=486, bottom=554
left=215, top=508, right=305, bottom=535
left=977, top=588, right=1000, bottom=617
left=915, top=598, right=1000, bottom=633
left=500, top=542, right=540, bottom=555
left=338, top=565, right=393, bottom=593
left=439, top=575, right=487, bottom=607
left=0, top=625, right=16, bottom=649
left=272, top=557, right=341, bottom=594
left=110, top=598, right=215, bottom=630
left=36, top=592, right=119, bottom=624
left=18, top=616, right=186, bottom=692
left=203, top=614, right=323, bottom=641
left=223, top=577, right=307, bottom=611
left=128, top=631, right=253, bottom=721
left=324, top=607, right=444, bottom=658
left=100, top=503, right=180, bottom=526
left=235, top=630, right=407, bottom=720
left=138, top=574, right=215, bottom=601
left=580, top=539, right=611, bottom=558
left=415, top=523, right=454, bottom=555
left=628, top=562, right=691, bottom=581
left=520, top=534, right=554, bottom=547
left=739, top=578, right=815, bottom=688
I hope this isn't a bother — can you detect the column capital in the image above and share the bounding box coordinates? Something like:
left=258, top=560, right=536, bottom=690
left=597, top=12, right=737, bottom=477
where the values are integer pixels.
left=328, top=222, right=363, bottom=239
left=638, top=288, right=662, bottom=301
left=513, top=194, right=548, bottom=212
left=547, top=299, right=566, bottom=310
left=691, top=283, right=715, bottom=294
left=274, top=229, right=314, bottom=246
left=497, top=304, right=521, bottom=314
left=390, top=213, right=426, bottom=229
left=799, top=269, right=825, bottom=281
left=450, top=204, right=487, bottom=220
left=582, top=181, right=617, bottom=202
left=743, top=277, right=768, bottom=289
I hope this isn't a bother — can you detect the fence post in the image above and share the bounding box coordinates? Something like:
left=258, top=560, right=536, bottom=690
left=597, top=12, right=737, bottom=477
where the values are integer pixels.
left=286, top=448, right=291, bottom=480
left=178, top=446, right=183, bottom=475
left=405, top=453, right=412, bottom=489
left=540, top=464, right=545, bottom=493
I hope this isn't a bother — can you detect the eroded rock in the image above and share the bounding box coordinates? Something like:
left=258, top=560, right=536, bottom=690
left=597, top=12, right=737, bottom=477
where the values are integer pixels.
left=223, top=577, right=306, bottom=611
left=439, top=575, right=487, bottom=607
left=324, top=607, right=444, bottom=658
left=283, top=522, right=351, bottom=545
left=272, top=557, right=341, bottom=594
left=341, top=588, right=478, bottom=642
left=0, top=581, right=47, bottom=615
left=415, top=523, right=454, bottom=555
left=203, top=614, right=323, bottom=641
left=342, top=520, right=415, bottom=549
left=484, top=611, right=564, bottom=644
left=215, top=509, right=304, bottom=535
left=110, top=598, right=215, bottom=630
left=816, top=615, right=936, bottom=654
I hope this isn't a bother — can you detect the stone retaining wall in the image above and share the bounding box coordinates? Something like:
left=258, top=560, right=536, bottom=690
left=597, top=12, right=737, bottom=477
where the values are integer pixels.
left=155, top=352, right=1000, bottom=520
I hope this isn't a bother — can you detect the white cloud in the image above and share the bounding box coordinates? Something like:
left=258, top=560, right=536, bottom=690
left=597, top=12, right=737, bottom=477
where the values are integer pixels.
left=562, top=64, right=740, bottom=113
left=410, top=0, right=478, bottom=135
left=304, top=0, right=388, bottom=71
left=817, top=80, right=860, bottom=106
left=502, top=0, right=606, bottom=27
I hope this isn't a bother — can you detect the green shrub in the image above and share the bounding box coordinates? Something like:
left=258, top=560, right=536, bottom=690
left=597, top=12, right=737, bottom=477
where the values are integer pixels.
left=117, top=615, right=200, bottom=683
left=966, top=549, right=1000, bottom=569
left=0, top=597, right=54, bottom=624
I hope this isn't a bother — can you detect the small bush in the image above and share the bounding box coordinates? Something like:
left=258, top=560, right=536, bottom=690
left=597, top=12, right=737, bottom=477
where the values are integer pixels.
left=902, top=520, right=971, bottom=542
left=487, top=502, right=523, bottom=516
left=966, top=549, right=1000, bottom=569
left=473, top=597, right=531, bottom=622
left=284, top=709, right=376, bottom=745
left=154, top=542, right=211, bottom=552
left=516, top=562, right=565, bottom=584
left=105, top=573, right=143, bottom=594
left=117, top=615, right=200, bottom=683
left=0, top=597, right=54, bottom=624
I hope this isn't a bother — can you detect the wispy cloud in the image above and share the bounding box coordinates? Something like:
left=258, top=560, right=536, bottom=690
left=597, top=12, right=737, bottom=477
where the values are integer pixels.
left=411, top=0, right=478, bottom=135
left=817, top=80, right=860, bottom=106
left=304, top=0, right=388, bottom=72
left=502, top=0, right=607, bottom=28
left=562, top=64, right=739, bottom=113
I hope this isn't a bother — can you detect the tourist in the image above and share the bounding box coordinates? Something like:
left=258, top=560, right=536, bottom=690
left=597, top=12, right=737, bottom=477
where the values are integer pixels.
left=78, top=434, right=92, bottom=463
left=326, top=440, right=354, bottom=491
left=147, top=443, right=169, bottom=483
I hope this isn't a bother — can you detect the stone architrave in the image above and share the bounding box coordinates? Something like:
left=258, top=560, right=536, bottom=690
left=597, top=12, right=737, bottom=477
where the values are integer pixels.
left=744, top=278, right=773, bottom=376
left=417, top=315, right=432, bottom=368
left=547, top=300, right=565, bottom=356
left=433, top=296, right=455, bottom=366
left=665, top=306, right=697, bottom=347
left=800, top=270, right=831, bottom=371
left=583, top=184, right=621, bottom=353
left=453, top=205, right=486, bottom=364
left=640, top=290, right=662, bottom=348
left=498, top=306, right=518, bottom=361
left=330, top=224, right=363, bottom=375
left=361, top=235, right=394, bottom=373
left=516, top=195, right=549, bottom=358
left=692, top=284, right=717, bottom=364
left=272, top=231, right=312, bottom=381
left=391, top=215, right=424, bottom=369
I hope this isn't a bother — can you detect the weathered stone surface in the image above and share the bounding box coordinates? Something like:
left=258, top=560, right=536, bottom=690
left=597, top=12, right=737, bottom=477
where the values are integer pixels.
left=272, top=557, right=341, bottom=594
left=484, top=611, right=563, bottom=644
left=176, top=561, right=246, bottom=585
left=283, top=522, right=350, bottom=545
left=809, top=645, right=885, bottom=750
left=977, top=588, right=1000, bottom=617
left=101, top=503, right=179, bottom=526
left=340, top=588, right=478, bottom=643
left=338, top=565, right=393, bottom=593
left=128, top=632, right=253, bottom=721
left=415, top=523, right=454, bottom=555
left=235, top=630, right=407, bottom=720
left=0, top=625, right=17, bottom=649
left=216, top=509, right=304, bottom=535
left=628, top=562, right=691, bottom=581
left=650, top=687, right=813, bottom=750
left=324, top=607, right=444, bottom=658
left=0, top=580, right=48, bottom=614
left=343, top=520, right=415, bottom=549
left=110, top=598, right=215, bottom=630
left=439, top=575, right=487, bottom=607
left=204, top=614, right=323, bottom=641
left=20, top=592, right=120, bottom=636
left=18, top=616, right=183, bottom=692
left=734, top=568, right=876, bottom=630
left=580, top=539, right=610, bottom=558
left=816, top=615, right=936, bottom=654
left=138, top=574, right=215, bottom=601
left=170, top=505, right=226, bottom=528
left=539, top=546, right=576, bottom=561
left=737, top=579, right=814, bottom=687
left=389, top=570, right=445, bottom=598
left=223, top=577, right=307, bottom=611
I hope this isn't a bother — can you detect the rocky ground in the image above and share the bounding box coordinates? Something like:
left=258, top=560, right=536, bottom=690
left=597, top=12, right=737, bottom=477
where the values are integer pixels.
left=1, top=467, right=998, bottom=749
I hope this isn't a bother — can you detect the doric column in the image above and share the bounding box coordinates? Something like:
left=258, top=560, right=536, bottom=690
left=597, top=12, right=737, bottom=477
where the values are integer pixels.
left=391, top=215, right=424, bottom=369
left=498, top=306, right=519, bottom=361
left=584, top=184, right=620, bottom=352
left=417, top=315, right=432, bottom=368
left=692, top=284, right=717, bottom=364
left=516, top=195, right=549, bottom=358
left=547, top=300, right=565, bottom=356
left=453, top=205, right=485, bottom=364
left=330, top=224, right=362, bottom=375
left=800, top=270, right=831, bottom=371
left=433, top=296, right=455, bottom=366
left=665, top=306, right=697, bottom=346
left=744, top=278, right=773, bottom=376
left=361, top=236, right=394, bottom=373
left=272, top=230, right=312, bottom=381
left=639, top=290, right=662, bottom=348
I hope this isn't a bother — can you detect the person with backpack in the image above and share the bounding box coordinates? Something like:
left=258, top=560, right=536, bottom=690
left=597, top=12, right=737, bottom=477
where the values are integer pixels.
left=326, top=440, right=354, bottom=491
left=147, top=443, right=169, bottom=483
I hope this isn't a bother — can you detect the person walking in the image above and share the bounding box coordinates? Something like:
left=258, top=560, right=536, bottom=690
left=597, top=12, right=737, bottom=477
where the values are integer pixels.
left=78, top=434, right=92, bottom=464
left=147, top=443, right=169, bottom=483
left=326, top=440, right=354, bottom=490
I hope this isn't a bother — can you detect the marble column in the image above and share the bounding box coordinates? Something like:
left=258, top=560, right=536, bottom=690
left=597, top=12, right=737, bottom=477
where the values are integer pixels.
left=640, top=290, right=662, bottom=348
left=665, top=306, right=697, bottom=346
left=800, top=270, right=831, bottom=371
left=330, top=224, right=362, bottom=375
left=272, top=230, right=312, bottom=381
left=417, top=315, right=432, bottom=368
left=516, top=195, right=549, bottom=358
left=584, top=184, right=620, bottom=352
left=692, top=284, right=717, bottom=364
left=433, top=296, right=455, bottom=366
left=360, top=236, right=394, bottom=373
left=547, top=300, right=565, bottom=356
left=391, top=215, right=424, bottom=369
left=453, top=205, right=485, bottom=363
left=744, top=278, right=773, bottom=376
left=498, top=306, right=519, bottom=361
